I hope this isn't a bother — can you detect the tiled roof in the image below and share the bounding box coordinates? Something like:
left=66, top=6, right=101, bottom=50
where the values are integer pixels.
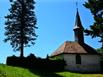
left=51, top=41, right=98, bottom=56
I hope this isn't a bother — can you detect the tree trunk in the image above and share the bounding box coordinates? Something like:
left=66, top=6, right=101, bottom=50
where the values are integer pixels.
left=20, top=0, right=24, bottom=58
left=20, top=43, right=24, bottom=58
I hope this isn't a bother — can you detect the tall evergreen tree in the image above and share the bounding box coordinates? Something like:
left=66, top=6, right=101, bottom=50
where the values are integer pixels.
left=4, top=0, right=37, bottom=57
left=84, top=0, right=103, bottom=48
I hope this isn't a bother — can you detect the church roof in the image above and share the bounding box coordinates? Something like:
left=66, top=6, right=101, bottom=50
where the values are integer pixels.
left=51, top=41, right=98, bottom=56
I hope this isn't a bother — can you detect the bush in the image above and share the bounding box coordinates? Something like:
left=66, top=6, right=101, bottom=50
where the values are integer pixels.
left=6, top=54, right=65, bottom=72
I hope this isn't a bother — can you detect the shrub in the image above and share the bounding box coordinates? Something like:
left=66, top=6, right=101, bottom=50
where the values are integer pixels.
left=6, top=54, right=66, bottom=72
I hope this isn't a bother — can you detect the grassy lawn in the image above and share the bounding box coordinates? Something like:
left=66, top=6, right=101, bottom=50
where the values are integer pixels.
left=57, top=71, right=103, bottom=77
left=0, top=64, right=103, bottom=77
left=0, top=64, right=38, bottom=77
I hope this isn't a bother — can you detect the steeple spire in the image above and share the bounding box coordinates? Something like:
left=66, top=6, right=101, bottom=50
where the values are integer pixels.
left=74, top=9, right=84, bottom=29
left=73, top=4, right=84, bottom=44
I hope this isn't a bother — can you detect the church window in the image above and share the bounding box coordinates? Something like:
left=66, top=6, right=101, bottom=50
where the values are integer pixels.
left=76, top=54, right=81, bottom=64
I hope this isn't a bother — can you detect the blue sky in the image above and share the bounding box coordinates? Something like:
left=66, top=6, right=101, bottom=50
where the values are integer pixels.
left=0, top=0, right=101, bottom=63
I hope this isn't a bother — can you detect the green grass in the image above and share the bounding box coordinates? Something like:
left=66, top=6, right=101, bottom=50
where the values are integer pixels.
left=57, top=71, right=103, bottom=77
left=0, top=64, right=103, bottom=77
left=0, top=64, right=38, bottom=77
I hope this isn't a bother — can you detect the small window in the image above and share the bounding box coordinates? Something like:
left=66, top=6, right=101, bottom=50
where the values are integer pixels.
left=76, top=54, right=81, bottom=64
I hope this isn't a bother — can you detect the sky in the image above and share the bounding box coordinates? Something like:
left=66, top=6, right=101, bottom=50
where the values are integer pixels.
left=0, top=0, right=101, bottom=63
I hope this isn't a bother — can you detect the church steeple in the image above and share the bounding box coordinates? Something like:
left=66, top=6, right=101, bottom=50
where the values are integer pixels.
left=73, top=8, right=84, bottom=44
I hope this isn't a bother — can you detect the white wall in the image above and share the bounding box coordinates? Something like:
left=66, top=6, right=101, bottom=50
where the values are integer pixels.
left=63, top=54, right=101, bottom=72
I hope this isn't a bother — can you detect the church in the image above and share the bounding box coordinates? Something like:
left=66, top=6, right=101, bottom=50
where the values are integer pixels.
left=51, top=9, right=101, bottom=72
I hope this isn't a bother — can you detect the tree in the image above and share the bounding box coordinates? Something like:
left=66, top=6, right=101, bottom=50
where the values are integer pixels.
left=84, top=0, right=103, bottom=48
left=4, top=0, right=37, bottom=57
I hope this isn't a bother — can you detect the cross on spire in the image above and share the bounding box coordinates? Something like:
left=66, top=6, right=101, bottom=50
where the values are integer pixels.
left=76, top=1, right=78, bottom=10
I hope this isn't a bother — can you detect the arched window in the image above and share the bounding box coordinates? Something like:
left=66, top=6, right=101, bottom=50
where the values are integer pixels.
left=76, top=54, right=81, bottom=64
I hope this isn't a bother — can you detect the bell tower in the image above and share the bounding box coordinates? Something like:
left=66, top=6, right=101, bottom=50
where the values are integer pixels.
left=73, top=8, right=84, bottom=44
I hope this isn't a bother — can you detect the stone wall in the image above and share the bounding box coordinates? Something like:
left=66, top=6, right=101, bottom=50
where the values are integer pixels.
left=63, top=54, right=101, bottom=72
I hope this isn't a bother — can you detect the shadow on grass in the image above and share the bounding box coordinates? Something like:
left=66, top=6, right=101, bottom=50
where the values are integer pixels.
left=28, top=69, right=63, bottom=77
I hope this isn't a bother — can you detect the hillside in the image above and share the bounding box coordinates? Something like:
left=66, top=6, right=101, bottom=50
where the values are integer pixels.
left=0, top=64, right=103, bottom=77
left=0, top=64, right=38, bottom=77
